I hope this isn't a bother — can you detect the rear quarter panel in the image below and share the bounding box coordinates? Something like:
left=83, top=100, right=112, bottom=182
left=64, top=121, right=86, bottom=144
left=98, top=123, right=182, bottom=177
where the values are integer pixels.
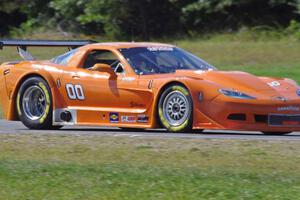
left=2, top=61, right=64, bottom=120
left=0, top=62, right=17, bottom=119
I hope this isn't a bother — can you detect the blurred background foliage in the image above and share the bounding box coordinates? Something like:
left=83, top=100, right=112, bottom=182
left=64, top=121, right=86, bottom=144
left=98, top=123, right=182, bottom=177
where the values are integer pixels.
left=1, top=0, right=300, bottom=40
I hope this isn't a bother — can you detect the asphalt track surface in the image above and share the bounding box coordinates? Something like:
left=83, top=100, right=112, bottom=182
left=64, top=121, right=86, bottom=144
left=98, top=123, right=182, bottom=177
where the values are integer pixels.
left=1, top=120, right=300, bottom=141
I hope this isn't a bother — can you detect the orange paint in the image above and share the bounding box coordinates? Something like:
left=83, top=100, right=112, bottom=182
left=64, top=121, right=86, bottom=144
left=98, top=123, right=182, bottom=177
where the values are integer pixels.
left=0, top=42, right=300, bottom=132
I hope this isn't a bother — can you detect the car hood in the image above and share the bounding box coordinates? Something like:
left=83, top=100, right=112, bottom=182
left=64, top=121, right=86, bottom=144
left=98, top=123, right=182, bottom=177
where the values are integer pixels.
left=165, top=70, right=299, bottom=99
left=194, top=70, right=274, bottom=92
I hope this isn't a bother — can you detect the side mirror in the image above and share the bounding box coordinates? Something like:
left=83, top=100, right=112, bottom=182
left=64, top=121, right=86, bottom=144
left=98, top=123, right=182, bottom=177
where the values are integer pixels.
left=90, top=63, right=116, bottom=78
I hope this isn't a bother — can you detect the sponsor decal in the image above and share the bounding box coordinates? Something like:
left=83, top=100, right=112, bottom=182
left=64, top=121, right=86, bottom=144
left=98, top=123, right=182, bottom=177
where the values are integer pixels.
left=282, top=121, right=299, bottom=126
left=277, top=106, right=300, bottom=111
left=130, top=101, right=145, bottom=108
left=148, top=80, right=153, bottom=89
left=147, top=47, right=173, bottom=52
left=121, top=77, right=136, bottom=82
left=121, top=116, right=136, bottom=123
left=267, top=81, right=280, bottom=87
left=56, top=78, right=61, bottom=88
left=109, top=112, right=119, bottom=123
left=297, top=89, right=300, bottom=96
left=38, top=82, right=50, bottom=124
left=137, top=115, right=149, bottom=123
left=274, top=96, right=288, bottom=102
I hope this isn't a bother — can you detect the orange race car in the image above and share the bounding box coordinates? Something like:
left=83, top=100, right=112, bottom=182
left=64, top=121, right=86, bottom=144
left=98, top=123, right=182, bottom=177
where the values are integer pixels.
left=1, top=40, right=300, bottom=135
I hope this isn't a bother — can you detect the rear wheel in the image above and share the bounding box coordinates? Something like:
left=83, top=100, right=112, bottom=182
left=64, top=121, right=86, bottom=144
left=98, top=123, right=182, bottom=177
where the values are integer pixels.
left=158, top=85, right=193, bottom=133
left=262, top=132, right=291, bottom=135
left=16, top=77, right=60, bottom=130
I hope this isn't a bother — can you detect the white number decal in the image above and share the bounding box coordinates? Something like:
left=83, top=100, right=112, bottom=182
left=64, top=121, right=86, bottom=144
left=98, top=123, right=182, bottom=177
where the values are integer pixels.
left=267, top=81, right=280, bottom=87
left=66, top=84, right=76, bottom=100
left=74, top=85, right=85, bottom=100
left=66, top=84, right=85, bottom=100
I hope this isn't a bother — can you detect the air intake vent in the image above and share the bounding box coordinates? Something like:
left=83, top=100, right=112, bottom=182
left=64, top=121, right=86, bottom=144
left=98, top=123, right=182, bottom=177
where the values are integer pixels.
left=255, top=115, right=268, bottom=123
left=227, top=114, right=246, bottom=121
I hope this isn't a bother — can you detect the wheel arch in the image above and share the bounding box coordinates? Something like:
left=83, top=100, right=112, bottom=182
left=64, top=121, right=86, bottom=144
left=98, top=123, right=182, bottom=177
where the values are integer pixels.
left=153, top=81, right=192, bottom=128
left=9, top=72, right=56, bottom=121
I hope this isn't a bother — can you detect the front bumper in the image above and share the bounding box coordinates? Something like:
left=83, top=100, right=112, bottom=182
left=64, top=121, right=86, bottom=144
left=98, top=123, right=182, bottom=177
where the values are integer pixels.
left=193, top=96, right=300, bottom=132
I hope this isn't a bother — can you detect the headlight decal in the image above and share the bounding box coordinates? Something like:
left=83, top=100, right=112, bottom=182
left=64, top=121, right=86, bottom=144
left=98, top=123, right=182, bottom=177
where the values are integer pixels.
left=219, top=89, right=256, bottom=100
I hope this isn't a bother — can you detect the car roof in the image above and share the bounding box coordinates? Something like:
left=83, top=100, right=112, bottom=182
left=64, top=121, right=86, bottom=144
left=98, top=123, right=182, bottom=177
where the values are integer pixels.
left=82, top=42, right=175, bottom=49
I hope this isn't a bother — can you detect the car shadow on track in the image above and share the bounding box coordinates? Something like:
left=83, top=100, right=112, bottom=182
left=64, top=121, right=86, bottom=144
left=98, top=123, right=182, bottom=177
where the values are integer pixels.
left=201, top=131, right=300, bottom=137
left=51, top=127, right=300, bottom=137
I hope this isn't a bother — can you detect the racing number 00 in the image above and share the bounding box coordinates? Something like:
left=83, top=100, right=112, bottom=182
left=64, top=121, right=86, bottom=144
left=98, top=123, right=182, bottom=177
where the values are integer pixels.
left=66, top=84, right=85, bottom=100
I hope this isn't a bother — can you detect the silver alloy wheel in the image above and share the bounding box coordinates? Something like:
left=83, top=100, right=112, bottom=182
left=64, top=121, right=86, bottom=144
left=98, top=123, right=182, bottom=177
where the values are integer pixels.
left=22, top=85, right=46, bottom=120
left=162, top=91, right=190, bottom=126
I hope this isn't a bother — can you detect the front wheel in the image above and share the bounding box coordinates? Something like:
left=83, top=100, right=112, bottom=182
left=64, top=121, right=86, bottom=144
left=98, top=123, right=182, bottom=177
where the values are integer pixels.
left=158, top=85, right=193, bottom=133
left=16, top=77, right=58, bottom=130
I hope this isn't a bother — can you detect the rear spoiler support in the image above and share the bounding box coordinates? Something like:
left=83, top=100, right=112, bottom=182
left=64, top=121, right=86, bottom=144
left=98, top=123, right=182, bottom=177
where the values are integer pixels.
left=0, top=39, right=96, bottom=60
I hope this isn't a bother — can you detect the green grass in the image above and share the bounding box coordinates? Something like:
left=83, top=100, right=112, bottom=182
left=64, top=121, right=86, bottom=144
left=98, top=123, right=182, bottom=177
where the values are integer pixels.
left=0, top=47, right=66, bottom=62
left=0, top=37, right=299, bottom=199
left=176, top=39, right=300, bottom=83
left=0, top=134, right=299, bottom=200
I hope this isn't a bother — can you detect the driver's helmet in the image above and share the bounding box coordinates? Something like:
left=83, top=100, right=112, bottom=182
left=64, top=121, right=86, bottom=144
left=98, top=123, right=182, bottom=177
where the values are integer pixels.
left=132, top=56, right=150, bottom=75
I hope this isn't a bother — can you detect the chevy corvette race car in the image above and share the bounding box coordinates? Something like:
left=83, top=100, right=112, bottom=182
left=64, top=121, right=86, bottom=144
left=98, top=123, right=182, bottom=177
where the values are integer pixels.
left=1, top=40, right=300, bottom=135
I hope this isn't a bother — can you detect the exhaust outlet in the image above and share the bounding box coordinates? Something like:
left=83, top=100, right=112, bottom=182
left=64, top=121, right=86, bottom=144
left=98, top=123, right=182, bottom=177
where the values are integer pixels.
left=60, top=111, right=72, bottom=122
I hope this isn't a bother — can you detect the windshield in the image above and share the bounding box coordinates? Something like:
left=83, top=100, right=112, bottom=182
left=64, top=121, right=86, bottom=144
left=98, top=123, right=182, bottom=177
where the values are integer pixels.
left=119, top=47, right=216, bottom=75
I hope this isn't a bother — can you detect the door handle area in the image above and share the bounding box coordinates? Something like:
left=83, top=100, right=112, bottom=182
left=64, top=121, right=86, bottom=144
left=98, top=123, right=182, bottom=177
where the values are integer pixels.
left=72, top=75, right=80, bottom=79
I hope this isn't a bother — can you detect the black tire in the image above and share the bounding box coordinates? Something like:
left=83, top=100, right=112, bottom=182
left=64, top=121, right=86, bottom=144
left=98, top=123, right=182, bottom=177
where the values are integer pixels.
left=189, top=129, right=204, bottom=133
left=158, top=84, right=193, bottom=133
left=16, top=77, right=59, bottom=130
left=262, top=132, right=291, bottom=135
left=120, top=128, right=145, bottom=132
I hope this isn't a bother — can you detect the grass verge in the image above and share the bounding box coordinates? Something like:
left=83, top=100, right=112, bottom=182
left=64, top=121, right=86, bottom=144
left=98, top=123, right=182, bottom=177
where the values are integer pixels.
left=0, top=34, right=299, bottom=199
left=0, top=134, right=299, bottom=200
left=177, top=40, right=300, bottom=83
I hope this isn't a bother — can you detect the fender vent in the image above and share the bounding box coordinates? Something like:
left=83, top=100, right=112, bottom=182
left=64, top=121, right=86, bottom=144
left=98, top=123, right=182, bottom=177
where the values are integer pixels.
left=255, top=115, right=268, bottom=123
left=227, top=113, right=246, bottom=121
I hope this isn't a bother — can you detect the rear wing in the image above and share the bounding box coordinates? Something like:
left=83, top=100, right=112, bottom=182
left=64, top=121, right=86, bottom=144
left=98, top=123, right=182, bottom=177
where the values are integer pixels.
left=0, top=39, right=96, bottom=61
